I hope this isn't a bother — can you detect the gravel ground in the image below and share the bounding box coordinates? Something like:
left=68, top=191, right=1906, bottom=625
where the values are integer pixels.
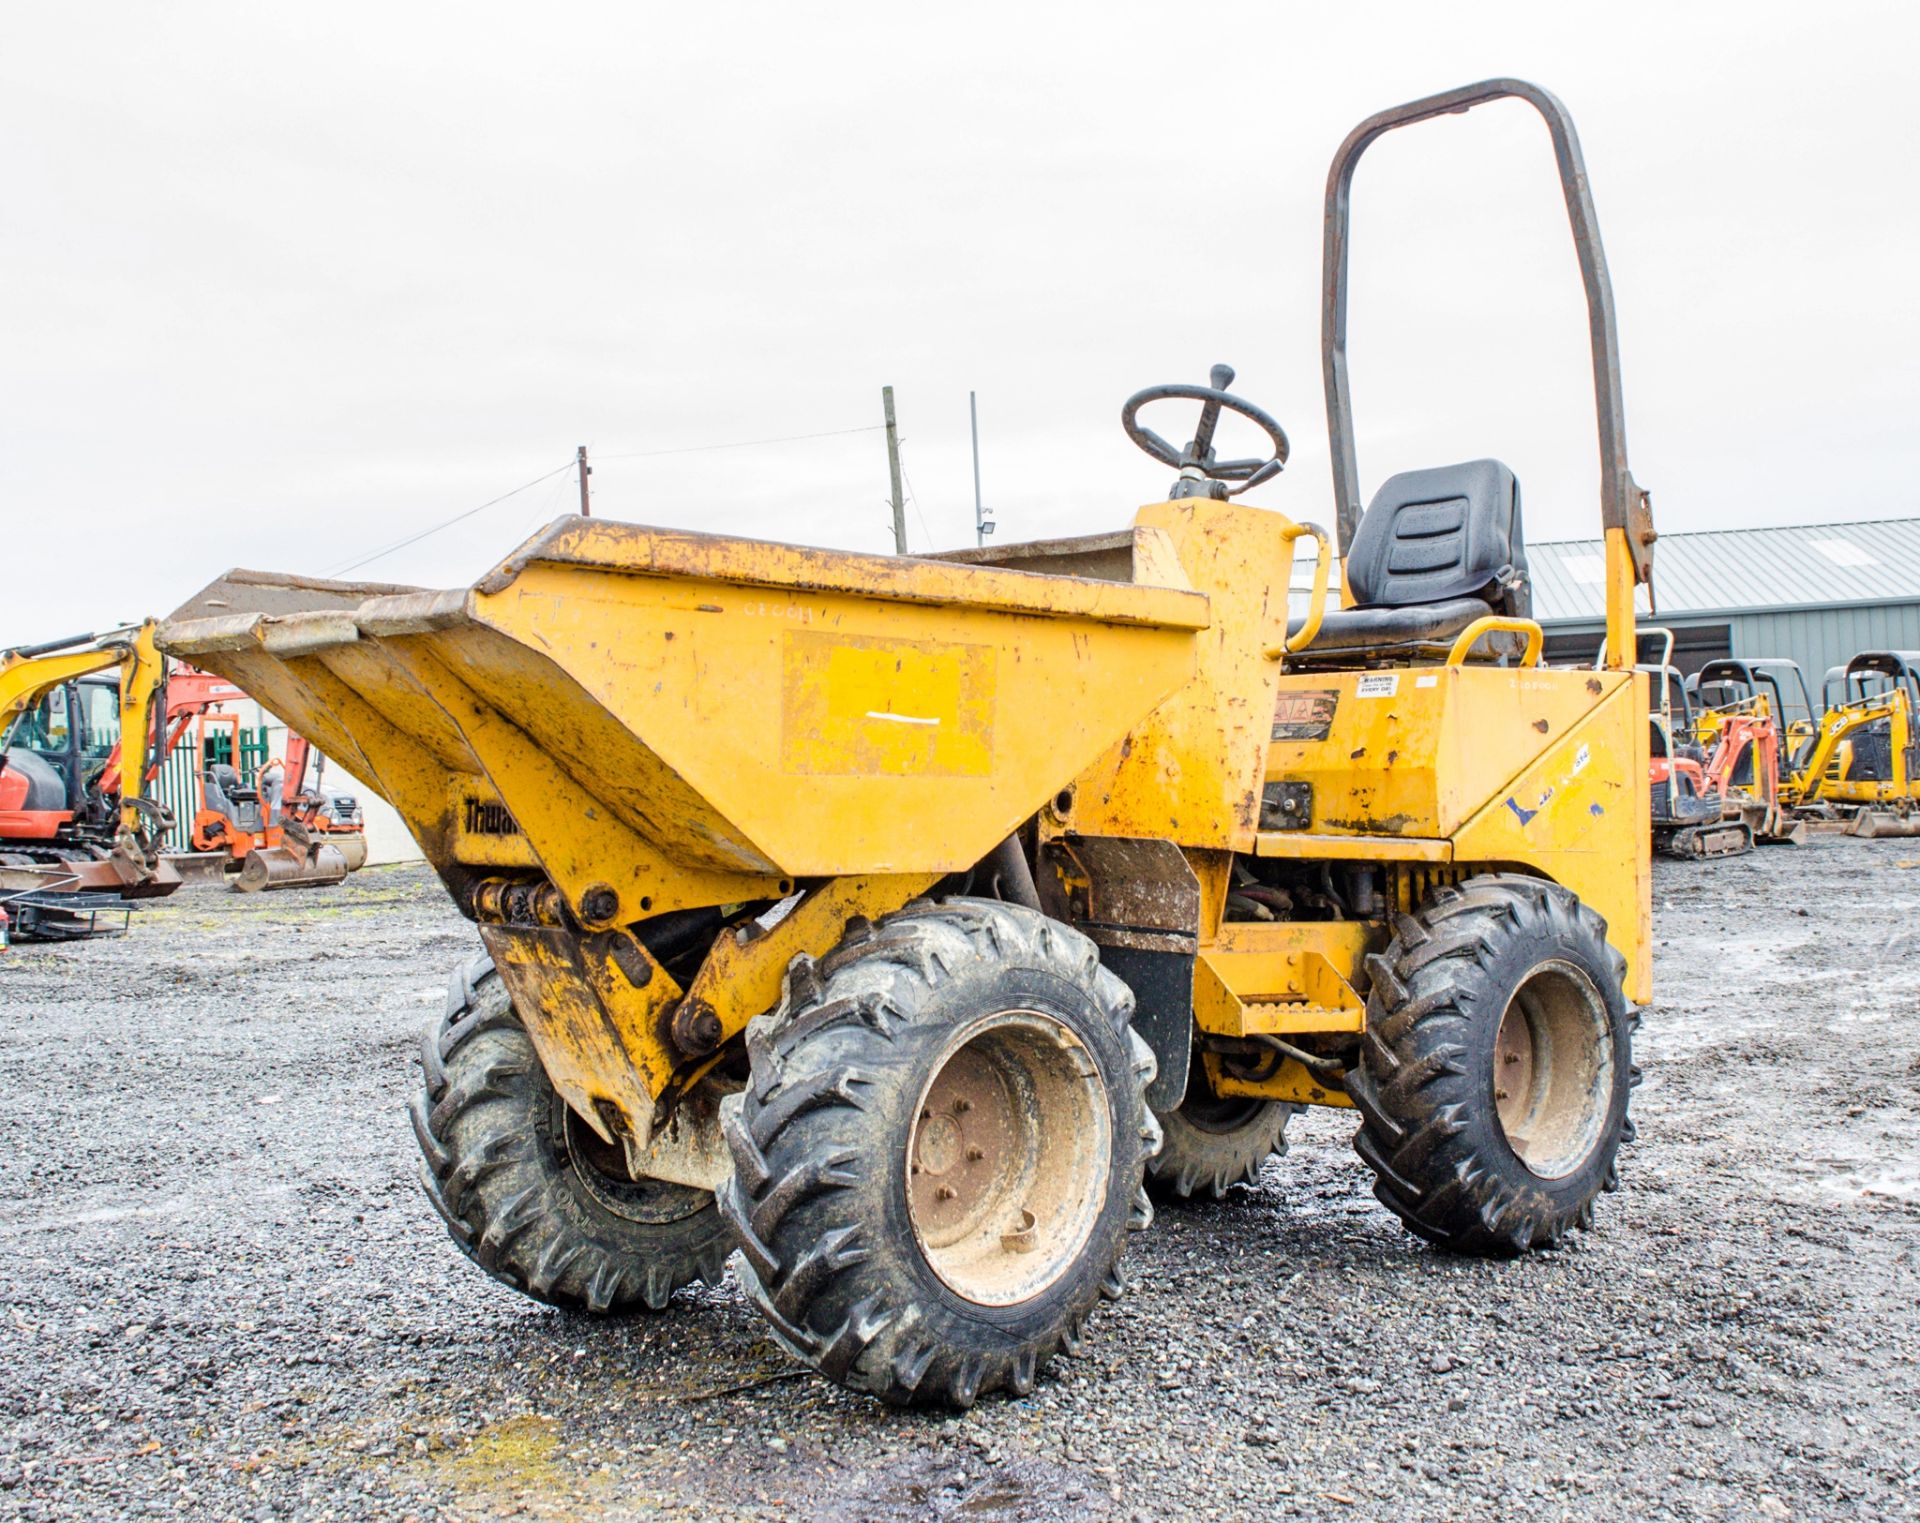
left=2, top=840, right=1917, bottom=1522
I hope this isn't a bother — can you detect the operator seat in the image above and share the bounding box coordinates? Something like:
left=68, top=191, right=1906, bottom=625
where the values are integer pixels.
left=1291, top=458, right=1529, bottom=659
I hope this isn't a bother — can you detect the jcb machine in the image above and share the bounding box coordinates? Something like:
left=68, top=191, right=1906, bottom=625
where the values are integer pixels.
left=0, top=623, right=179, bottom=937
left=160, top=81, right=1654, bottom=1407
left=1789, top=651, right=1920, bottom=835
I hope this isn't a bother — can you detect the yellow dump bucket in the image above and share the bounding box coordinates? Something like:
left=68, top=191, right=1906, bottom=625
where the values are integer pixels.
left=160, top=517, right=1210, bottom=926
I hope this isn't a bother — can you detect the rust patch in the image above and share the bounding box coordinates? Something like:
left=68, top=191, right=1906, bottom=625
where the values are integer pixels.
left=1324, top=812, right=1417, bottom=835
left=1532, top=718, right=1550, bottom=733
left=1586, top=677, right=1603, bottom=695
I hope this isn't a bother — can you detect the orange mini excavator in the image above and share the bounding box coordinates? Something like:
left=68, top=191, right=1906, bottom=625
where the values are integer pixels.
left=170, top=669, right=369, bottom=890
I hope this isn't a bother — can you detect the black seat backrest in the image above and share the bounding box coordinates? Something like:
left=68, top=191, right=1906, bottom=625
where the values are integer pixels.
left=1344, top=459, right=1528, bottom=617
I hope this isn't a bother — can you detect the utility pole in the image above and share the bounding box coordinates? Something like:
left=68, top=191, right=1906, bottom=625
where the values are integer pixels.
left=576, top=445, right=592, bottom=517
left=970, top=390, right=992, bottom=546
left=882, top=386, right=907, bottom=554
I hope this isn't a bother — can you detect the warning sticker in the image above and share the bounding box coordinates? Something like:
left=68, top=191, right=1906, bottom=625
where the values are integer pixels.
left=1355, top=673, right=1399, bottom=699
left=1271, top=688, right=1340, bottom=742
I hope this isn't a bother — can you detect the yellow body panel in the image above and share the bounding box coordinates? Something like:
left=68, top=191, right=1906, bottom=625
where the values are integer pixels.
left=1070, top=499, right=1297, bottom=850
left=1264, top=666, right=1636, bottom=839
left=472, top=556, right=1200, bottom=881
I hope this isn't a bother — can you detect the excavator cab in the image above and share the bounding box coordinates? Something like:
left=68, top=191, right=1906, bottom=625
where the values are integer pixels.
left=0, top=624, right=178, bottom=938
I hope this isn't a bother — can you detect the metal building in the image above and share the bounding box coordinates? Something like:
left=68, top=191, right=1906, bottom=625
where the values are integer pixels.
left=1531, top=516, right=1920, bottom=711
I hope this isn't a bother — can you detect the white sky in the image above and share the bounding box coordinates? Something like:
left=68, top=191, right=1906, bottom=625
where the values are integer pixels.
left=3, top=1, right=1915, bottom=646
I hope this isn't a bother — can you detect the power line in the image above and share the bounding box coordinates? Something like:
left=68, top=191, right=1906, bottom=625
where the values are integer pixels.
left=323, top=419, right=884, bottom=579
left=326, top=460, right=576, bottom=577
left=597, top=424, right=882, bottom=461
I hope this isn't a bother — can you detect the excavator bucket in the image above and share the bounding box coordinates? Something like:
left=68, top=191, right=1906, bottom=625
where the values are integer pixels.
left=234, top=838, right=351, bottom=892
left=1849, top=809, right=1920, bottom=839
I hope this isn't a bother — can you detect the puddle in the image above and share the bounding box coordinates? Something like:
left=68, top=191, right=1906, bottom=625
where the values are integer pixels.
left=1818, top=1164, right=1920, bottom=1201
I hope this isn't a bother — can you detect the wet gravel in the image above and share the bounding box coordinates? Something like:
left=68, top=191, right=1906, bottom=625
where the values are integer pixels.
left=2, top=840, right=1917, bottom=1522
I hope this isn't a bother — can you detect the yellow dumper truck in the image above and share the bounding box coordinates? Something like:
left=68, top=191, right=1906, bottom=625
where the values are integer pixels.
left=160, top=79, right=1655, bottom=1407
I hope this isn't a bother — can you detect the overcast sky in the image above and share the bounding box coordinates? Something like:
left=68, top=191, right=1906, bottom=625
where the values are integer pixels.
left=3, top=1, right=1915, bottom=646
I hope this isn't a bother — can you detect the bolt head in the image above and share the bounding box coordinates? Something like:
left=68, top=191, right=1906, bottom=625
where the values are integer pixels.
left=580, top=883, right=620, bottom=923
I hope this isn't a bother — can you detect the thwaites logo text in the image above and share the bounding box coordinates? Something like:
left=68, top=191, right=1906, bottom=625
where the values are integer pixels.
left=463, top=798, right=520, bottom=836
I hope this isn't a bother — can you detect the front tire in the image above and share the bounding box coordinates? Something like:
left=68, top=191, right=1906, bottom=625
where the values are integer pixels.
left=1347, top=874, right=1638, bottom=1256
left=718, top=899, right=1160, bottom=1407
left=410, top=955, right=733, bottom=1313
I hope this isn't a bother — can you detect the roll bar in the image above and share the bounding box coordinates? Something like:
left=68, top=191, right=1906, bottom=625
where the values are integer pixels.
left=1321, top=78, right=1656, bottom=596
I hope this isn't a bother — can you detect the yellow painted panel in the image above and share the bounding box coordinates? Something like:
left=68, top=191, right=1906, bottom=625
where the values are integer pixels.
left=1255, top=832, right=1451, bottom=863
left=1193, top=922, right=1374, bottom=1038
left=378, top=640, right=781, bottom=921
left=1070, top=500, right=1301, bottom=850
left=1264, top=666, right=1634, bottom=839
left=1451, top=676, right=1651, bottom=1004
left=780, top=631, right=994, bottom=778
left=446, top=777, right=539, bottom=868
left=470, top=562, right=1199, bottom=878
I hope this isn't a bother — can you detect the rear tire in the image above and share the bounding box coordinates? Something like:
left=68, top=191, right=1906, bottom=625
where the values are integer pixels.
left=1347, top=874, right=1638, bottom=1256
left=410, top=955, right=732, bottom=1313
left=1147, top=1061, right=1295, bottom=1201
left=718, top=899, right=1160, bottom=1407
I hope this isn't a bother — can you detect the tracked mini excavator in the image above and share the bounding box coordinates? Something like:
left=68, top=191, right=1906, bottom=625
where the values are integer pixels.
left=174, top=679, right=369, bottom=890
left=1789, top=651, right=1920, bottom=836
left=159, top=80, right=1656, bottom=1407
left=0, top=624, right=179, bottom=938
left=1607, top=629, right=1752, bottom=859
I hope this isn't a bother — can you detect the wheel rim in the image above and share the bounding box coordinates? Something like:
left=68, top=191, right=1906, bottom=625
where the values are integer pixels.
left=1492, top=959, right=1615, bottom=1180
left=553, top=1099, right=710, bottom=1225
left=906, top=1010, right=1111, bottom=1307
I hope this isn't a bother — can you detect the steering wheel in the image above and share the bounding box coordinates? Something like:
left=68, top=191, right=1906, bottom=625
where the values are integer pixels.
left=1121, top=363, right=1289, bottom=500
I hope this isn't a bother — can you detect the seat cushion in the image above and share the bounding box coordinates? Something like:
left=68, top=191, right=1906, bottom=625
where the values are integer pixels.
left=1288, top=596, right=1492, bottom=656
left=1345, top=459, right=1528, bottom=617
